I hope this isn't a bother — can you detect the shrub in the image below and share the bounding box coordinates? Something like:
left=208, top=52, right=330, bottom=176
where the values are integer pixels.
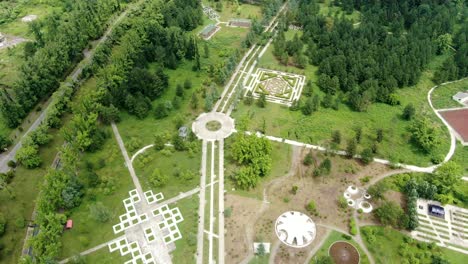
left=7, top=160, right=16, bottom=168
left=224, top=207, right=232, bottom=218
left=89, top=202, right=111, bottom=223
left=306, top=201, right=317, bottom=214
left=291, top=185, right=298, bottom=195
left=149, top=168, right=168, bottom=187
left=349, top=218, right=357, bottom=235
left=303, top=151, right=314, bottom=166
left=0, top=213, right=6, bottom=236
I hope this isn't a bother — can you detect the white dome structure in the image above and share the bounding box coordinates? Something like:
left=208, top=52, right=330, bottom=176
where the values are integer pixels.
left=359, top=201, right=373, bottom=213
left=275, top=211, right=316, bottom=248
left=347, top=199, right=356, bottom=207
left=344, top=192, right=351, bottom=199
left=347, top=185, right=359, bottom=195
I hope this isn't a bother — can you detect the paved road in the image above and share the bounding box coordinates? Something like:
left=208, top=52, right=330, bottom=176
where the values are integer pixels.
left=196, top=140, right=208, bottom=264
left=0, top=1, right=143, bottom=173
left=218, top=139, right=225, bottom=264
left=111, top=122, right=144, bottom=196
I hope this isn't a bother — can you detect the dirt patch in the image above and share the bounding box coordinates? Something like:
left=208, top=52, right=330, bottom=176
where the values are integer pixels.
left=225, top=146, right=394, bottom=262
left=273, top=226, right=327, bottom=264
left=329, top=241, right=360, bottom=264
left=440, top=109, right=468, bottom=142
left=225, top=194, right=263, bottom=263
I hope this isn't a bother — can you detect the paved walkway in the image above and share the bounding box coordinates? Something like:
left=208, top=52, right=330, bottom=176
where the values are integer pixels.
left=111, top=122, right=144, bottom=196
left=192, top=112, right=235, bottom=141
left=196, top=140, right=208, bottom=264
left=0, top=0, right=146, bottom=174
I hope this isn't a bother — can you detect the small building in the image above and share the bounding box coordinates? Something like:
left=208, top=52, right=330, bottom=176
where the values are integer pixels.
left=452, top=92, right=468, bottom=104
left=228, top=18, right=252, bottom=28
left=65, top=219, right=73, bottom=229
left=199, top=24, right=220, bottom=40
left=428, top=204, right=445, bottom=218
left=178, top=126, right=188, bottom=139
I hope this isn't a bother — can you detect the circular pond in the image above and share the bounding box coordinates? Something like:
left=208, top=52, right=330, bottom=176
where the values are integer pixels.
left=329, top=241, right=360, bottom=264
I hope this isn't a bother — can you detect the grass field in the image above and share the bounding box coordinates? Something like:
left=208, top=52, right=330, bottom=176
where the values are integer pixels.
left=202, top=0, right=262, bottom=22
left=170, top=195, right=199, bottom=264
left=452, top=143, right=468, bottom=174
left=224, top=140, right=292, bottom=200
left=133, top=146, right=201, bottom=199
left=78, top=246, right=131, bottom=263
left=0, top=127, right=65, bottom=263
left=233, top=55, right=452, bottom=167
left=361, top=225, right=467, bottom=264
left=249, top=255, right=269, bottom=264
left=431, top=78, right=468, bottom=109
left=318, top=0, right=361, bottom=23
left=311, top=230, right=370, bottom=264
left=59, top=132, right=132, bottom=259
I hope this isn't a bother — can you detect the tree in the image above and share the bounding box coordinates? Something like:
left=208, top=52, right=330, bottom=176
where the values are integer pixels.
left=257, top=93, right=267, bottom=108
left=346, top=139, right=357, bottom=158
left=154, top=102, right=169, bottom=119
left=303, top=151, right=314, bottom=166
left=376, top=129, right=384, bottom=143
left=0, top=133, right=11, bottom=151
left=62, top=177, right=83, bottom=209
left=203, top=42, right=209, bottom=58
left=368, top=181, right=389, bottom=200
left=176, top=84, right=184, bottom=97
left=402, top=103, right=415, bottom=120
left=0, top=213, right=6, bottom=236
left=354, top=126, right=362, bottom=143
left=16, top=144, right=41, bottom=168
left=256, top=243, right=266, bottom=256
left=374, top=201, right=405, bottom=228
left=302, top=97, right=314, bottom=115
left=360, top=148, right=374, bottom=165
left=332, top=130, right=341, bottom=145
left=306, top=200, right=317, bottom=214
left=172, top=133, right=186, bottom=151
left=89, top=202, right=111, bottom=223
left=154, top=134, right=166, bottom=150
left=184, top=79, right=192, bottom=89
left=232, top=167, right=258, bottom=190
left=432, top=161, right=462, bottom=194
left=99, top=104, right=120, bottom=124
left=190, top=93, right=199, bottom=109
left=149, top=168, right=168, bottom=187
left=409, top=117, right=441, bottom=153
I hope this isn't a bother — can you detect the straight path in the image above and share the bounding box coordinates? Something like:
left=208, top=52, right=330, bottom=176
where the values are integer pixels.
left=58, top=235, right=126, bottom=264
left=208, top=141, right=216, bottom=264
left=196, top=140, right=208, bottom=264
left=111, top=122, right=144, bottom=196
left=0, top=0, right=147, bottom=173
left=218, top=139, right=225, bottom=264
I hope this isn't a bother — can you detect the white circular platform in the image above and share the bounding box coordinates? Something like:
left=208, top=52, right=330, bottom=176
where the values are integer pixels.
left=192, top=112, right=235, bottom=141
left=358, top=201, right=373, bottom=213
left=347, top=185, right=359, bottom=195
left=347, top=199, right=356, bottom=207
left=275, top=211, right=316, bottom=248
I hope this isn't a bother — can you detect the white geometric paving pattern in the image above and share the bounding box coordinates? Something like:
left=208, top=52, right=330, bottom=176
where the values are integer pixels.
left=108, top=189, right=184, bottom=263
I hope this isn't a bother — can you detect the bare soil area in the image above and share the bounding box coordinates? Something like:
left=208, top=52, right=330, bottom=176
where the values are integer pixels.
left=225, top=146, right=395, bottom=263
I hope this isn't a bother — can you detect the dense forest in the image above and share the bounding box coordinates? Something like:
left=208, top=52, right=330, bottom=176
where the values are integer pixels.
left=273, top=0, right=466, bottom=111
left=0, top=0, right=123, bottom=128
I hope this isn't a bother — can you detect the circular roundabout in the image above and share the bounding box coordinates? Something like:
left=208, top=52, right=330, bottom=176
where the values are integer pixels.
left=329, top=241, right=360, bottom=264
left=192, top=112, right=235, bottom=141
left=275, top=211, right=316, bottom=248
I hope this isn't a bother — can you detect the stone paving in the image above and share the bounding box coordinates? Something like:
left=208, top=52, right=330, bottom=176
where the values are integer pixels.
left=108, top=189, right=184, bottom=264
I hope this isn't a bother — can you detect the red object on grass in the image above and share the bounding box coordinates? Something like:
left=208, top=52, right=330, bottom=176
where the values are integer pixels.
left=65, top=219, right=73, bottom=229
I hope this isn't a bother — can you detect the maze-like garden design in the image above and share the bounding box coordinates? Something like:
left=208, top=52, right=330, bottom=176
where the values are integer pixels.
left=246, top=68, right=305, bottom=106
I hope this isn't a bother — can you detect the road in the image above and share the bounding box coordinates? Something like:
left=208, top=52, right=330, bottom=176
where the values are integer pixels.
left=0, top=1, right=144, bottom=173
left=196, top=140, right=208, bottom=264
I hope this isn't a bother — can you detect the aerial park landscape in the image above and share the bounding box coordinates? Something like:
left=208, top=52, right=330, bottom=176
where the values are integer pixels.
left=0, top=0, right=467, bottom=264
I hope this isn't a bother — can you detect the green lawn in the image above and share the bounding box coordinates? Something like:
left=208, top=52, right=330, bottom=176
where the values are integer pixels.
left=361, top=225, right=467, bottom=264
left=133, top=145, right=201, bottom=199
left=249, top=255, right=269, bottom=264
left=225, top=140, right=292, bottom=200
left=310, top=230, right=370, bottom=264
left=80, top=246, right=131, bottom=263
left=431, top=78, right=468, bottom=109
left=452, top=143, right=468, bottom=174
left=170, top=195, right=199, bottom=264
left=59, top=132, right=132, bottom=259
left=0, top=127, right=64, bottom=264
left=318, top=0, right=361, bottom=23
left=213, top=0, right=262, bottom=22
left=233, top=55, right=452, bottom=167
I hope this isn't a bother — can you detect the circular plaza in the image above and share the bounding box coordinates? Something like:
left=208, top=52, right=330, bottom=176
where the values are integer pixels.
left=192, top=112, right=235, bottom=141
